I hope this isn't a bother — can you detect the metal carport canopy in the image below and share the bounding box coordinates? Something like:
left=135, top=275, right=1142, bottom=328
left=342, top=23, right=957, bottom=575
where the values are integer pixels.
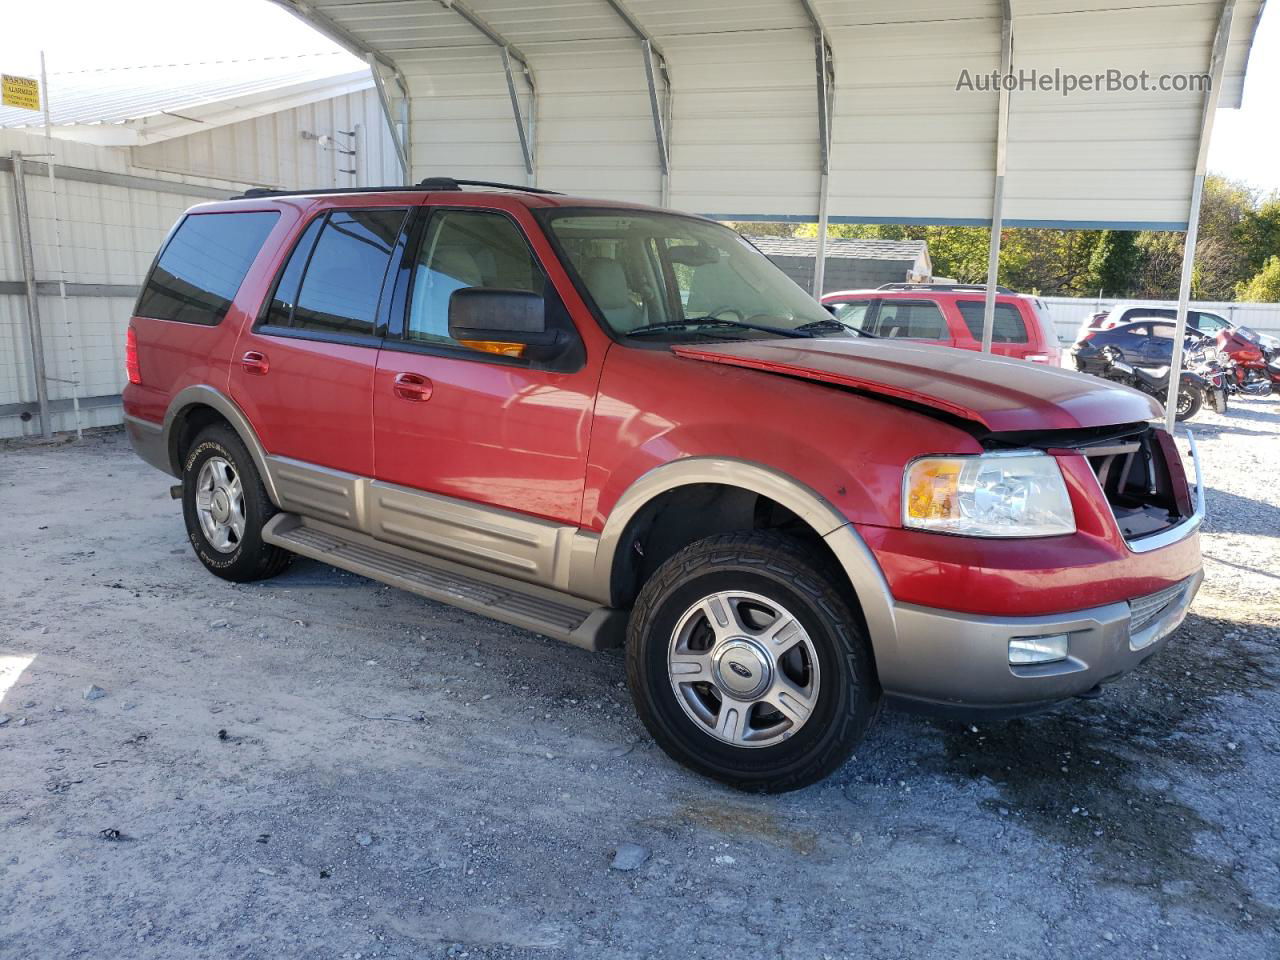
left=270, top=0, right=1263, bottom=433
left=270, top=0, right=1264, bottom=230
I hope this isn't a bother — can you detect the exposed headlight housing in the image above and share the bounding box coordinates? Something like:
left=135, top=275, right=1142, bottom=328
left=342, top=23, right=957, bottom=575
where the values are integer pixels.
left=902, top=451, right=1076, bottom=538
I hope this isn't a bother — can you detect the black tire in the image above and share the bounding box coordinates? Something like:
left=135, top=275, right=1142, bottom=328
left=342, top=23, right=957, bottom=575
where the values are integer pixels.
left=1174, top=387, right=1202, bottom=422
left=181, top=424, right=291, bottom=582
left=626, top=531, right=880, bottom=793
left=1212, top=387, right=1228, bottom=415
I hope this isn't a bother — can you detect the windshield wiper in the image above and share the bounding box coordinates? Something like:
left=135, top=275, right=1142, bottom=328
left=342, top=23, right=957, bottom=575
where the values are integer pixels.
left=794, top=318, right=878, bottom=337
left=626, top=316, right=813, bottom=339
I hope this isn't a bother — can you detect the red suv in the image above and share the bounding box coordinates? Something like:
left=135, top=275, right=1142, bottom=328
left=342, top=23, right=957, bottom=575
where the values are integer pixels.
left=123, top=179, right=1202, bottom=792
left=821, top=283, right=1062, bottom=366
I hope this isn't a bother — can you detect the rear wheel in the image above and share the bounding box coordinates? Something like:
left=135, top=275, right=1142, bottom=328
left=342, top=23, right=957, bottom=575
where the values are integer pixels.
left=626, top=532, right=880, bottom=792
left=181, top=424, right=291, bottom=582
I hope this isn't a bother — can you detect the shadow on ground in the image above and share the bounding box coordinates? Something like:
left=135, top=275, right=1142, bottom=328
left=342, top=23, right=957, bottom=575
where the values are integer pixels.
left=884, top=609, right=1280, bottom=929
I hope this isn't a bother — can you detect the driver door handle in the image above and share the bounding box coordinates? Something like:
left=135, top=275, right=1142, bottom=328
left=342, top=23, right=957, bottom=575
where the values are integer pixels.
left=393, top=372, right=433, bottom=402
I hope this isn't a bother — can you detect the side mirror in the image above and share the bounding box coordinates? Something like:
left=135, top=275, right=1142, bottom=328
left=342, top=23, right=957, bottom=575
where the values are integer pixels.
left=447, top=288, right=563, bottom=360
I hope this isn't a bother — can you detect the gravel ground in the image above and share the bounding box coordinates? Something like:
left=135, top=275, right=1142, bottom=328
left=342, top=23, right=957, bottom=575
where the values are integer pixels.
left=1, top=397, right=1278, bottom=960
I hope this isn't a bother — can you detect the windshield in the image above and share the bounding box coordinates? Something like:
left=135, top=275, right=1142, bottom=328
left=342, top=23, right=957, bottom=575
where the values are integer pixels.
left=543, top=210, right=833, bottom=339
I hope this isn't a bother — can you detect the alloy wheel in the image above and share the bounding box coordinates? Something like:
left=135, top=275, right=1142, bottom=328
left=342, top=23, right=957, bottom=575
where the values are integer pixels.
left=667, top=590, right=821, bottom=748
left=194, top=456, right=246, bottom=554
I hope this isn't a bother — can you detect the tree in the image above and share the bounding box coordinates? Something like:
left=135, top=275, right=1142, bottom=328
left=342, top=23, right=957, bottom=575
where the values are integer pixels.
left=1083, top=230, right=1140, bottom=298
left=1236, top=196, right=1280, bottom=275
left=1235, top=256, right=1280, bottom=302
left=745, top=172, right=1276, bottom=301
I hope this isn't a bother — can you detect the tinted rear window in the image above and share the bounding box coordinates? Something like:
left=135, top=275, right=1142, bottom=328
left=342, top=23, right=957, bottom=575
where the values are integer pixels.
left=956, top=301, right=1029, bottom=344
left=136, top=212, right=278, bottom=326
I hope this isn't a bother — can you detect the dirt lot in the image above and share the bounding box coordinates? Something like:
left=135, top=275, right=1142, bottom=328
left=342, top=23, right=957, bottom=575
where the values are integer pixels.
left=2, top=398, right=1278, bottom=960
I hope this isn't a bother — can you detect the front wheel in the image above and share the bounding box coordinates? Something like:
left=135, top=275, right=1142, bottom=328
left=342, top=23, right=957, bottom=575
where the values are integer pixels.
left=626, top=532, right=880, bottom=792
left=1175, top=387, right=1202, bottom=421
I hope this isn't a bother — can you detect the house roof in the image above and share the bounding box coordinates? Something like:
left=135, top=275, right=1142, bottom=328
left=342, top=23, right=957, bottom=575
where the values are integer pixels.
left=746, top=236, right=927, bottom=263
left=0, top=53, right=370, bottom=144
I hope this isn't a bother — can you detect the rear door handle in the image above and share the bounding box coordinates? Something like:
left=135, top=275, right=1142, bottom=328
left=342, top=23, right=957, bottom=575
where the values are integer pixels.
left=393, top=372, right=433, bottom=402
left=241, top=351, right=269, bottom=376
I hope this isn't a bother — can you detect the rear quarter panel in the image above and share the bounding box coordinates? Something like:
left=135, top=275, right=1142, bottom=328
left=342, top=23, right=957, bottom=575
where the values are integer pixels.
left=121, top=205, right=304, bottom=426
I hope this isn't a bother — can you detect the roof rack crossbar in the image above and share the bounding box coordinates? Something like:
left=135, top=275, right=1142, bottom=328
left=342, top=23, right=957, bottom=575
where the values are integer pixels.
left=234, top=177, right=562, bottom=201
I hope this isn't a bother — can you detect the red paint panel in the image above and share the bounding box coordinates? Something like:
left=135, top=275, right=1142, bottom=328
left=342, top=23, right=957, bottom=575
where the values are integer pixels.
left=672, top=337, right=1158, bottom=432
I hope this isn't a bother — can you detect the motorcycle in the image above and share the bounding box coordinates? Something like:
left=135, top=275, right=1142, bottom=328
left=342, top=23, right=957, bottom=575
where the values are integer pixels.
left=1216, top=326, right=1279, bottom=397
left=1096, top=346, right=1223, bottom=421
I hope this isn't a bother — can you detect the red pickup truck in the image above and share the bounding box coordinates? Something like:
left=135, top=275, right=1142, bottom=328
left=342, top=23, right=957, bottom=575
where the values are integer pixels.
left=123, top=179, right=1204, bottom=792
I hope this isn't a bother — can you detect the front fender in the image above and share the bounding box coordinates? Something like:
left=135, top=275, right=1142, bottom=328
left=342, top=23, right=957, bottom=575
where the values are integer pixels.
left=584, top=455, right=899, bottom=671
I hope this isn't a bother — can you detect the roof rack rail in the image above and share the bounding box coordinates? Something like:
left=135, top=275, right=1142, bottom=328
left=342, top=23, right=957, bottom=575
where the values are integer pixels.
left=417, top=177, right=563, bottom=195
left=235, top=178, right=562, bottom=201
left=878, top=282, right=1018, bottom=295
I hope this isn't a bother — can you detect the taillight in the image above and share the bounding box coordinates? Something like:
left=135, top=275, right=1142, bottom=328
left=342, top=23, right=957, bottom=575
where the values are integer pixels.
left=125, top=326, right=142, bottom=385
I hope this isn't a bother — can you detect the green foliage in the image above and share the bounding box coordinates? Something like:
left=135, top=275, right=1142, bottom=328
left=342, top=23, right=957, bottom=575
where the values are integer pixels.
left=1236, top=196, right=1280, bottom=275
left=742, top=173, right=1280, bottom=301
left=1083, top=231, right=1141, bottom=298
left=1235, top=256, right=1280, bottom=302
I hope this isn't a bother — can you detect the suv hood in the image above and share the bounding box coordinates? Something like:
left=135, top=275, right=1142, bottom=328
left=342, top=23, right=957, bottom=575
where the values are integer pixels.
left=672, top=338, right=1161, bottom=432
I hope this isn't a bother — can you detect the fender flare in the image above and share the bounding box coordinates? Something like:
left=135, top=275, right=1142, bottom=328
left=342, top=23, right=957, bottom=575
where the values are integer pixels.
left=163, top=385, right=281, bottom=505
left=586, top=457, right=898, bottom=657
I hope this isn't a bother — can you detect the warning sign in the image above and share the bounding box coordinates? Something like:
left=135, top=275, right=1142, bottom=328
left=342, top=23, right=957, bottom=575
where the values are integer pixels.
left=2, top=74, right=41, bottom=111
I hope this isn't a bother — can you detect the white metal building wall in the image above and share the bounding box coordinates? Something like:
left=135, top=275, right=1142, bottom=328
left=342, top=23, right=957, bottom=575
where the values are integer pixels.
left=0, top=129, right=251, bottom=439
left=402, top=46, right=532, bottom=185
left=825, top=2, right=1004, bottom=224
left=130, top=87, right=401, bottom=191
left=534, top=38, right=661, bottom=202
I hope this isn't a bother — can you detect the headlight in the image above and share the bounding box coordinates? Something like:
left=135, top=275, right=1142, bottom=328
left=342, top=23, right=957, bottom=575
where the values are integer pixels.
left=902, top=451, right=1075, bottom=537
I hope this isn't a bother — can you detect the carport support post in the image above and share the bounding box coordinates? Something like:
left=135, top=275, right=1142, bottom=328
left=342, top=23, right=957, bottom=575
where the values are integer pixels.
left=981, top=0, right=1013, bottom=353
left=1165, top=0, right=1235, bottom=432
left=799, top=0, right=835, bottom=297
left=9, top=152, right=53, bottom=438
left=601, top=1, right=672, bottom=206
left=500, top=47, right=536, bottom=185
left=367, top=54, right=409, bottom=182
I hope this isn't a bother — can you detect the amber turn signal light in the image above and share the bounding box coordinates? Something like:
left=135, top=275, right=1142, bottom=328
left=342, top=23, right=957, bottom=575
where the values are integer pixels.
left=457, top=339, right=526, bottom=359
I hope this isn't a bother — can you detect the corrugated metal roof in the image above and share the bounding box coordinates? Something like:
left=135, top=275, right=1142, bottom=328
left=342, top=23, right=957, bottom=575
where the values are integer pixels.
left=272, top=0, right=1266, bottom=229
left=745, top=236, right=927, bottom=262
left=0, top=52, right=368, bottom=128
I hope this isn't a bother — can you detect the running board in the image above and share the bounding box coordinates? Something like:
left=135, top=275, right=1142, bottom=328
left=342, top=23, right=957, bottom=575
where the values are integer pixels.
left=262, top=513, right=627, bottom=652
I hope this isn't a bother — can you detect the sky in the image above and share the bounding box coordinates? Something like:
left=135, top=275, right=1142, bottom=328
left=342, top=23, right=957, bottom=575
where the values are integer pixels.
left=2, top=0, right=1277, bottom=196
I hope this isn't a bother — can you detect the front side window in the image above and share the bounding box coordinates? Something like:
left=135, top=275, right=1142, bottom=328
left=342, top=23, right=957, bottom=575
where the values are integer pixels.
left=136, top=211, right=278, bottom=326
left=544, top=211, right=833, bottom=341
left=956, top=301, right=1029, bottom=344
left=290, top=209, right=407, bottom=336
left=406, top=210, right=544, bottom=346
